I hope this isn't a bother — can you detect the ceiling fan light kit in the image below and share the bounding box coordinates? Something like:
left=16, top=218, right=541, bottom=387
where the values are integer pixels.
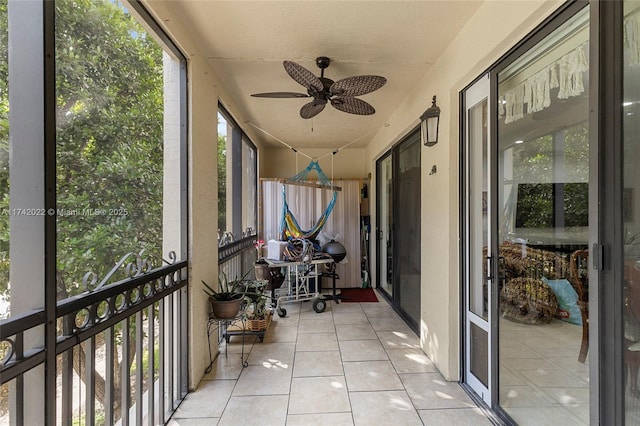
left=251, top=56, right=386, bottom=119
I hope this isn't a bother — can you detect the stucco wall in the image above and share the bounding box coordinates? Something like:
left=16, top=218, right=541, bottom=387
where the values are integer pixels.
left=261, top=147, right=369, bottom=179
left=365, top=0, right=564, bottom=380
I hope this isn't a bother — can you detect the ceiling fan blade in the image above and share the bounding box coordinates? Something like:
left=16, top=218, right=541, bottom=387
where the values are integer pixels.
left=300, top=100, right=326, bottom=119
left=251, top=92, right=310, bottom=98
left=283, top=61, right=324, bottom=93
left=330, top=97, right=375, bottom=115
left=330, top=75, right=387, bottom=97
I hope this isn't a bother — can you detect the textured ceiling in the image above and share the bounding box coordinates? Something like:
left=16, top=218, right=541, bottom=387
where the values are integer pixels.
left=158, top=1, right=483, bottom=149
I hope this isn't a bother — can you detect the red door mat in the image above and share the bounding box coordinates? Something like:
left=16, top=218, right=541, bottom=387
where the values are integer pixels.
left=339, top=287, right=378, bottom=303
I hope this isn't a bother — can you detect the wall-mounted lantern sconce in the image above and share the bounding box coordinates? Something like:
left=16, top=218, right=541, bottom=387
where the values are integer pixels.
left=420, top=95, right=441, bottom=147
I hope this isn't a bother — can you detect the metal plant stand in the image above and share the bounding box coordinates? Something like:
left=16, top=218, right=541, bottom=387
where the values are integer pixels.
left=205, top=312, right=248, bottom=373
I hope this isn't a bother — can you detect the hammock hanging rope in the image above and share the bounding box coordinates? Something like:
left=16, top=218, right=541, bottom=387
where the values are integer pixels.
left=280, top=160, right=338, bottom=240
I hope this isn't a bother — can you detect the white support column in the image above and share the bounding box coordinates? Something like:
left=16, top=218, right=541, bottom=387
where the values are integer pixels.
left=162, top=52, right=189, bottom=397
left=163, top=52, right=182, bottom=260
left=8, top=1, right=45, bottom=424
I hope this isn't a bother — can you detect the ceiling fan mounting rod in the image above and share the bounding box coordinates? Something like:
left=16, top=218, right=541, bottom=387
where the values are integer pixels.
left=316, top=56, right=330, bottom=78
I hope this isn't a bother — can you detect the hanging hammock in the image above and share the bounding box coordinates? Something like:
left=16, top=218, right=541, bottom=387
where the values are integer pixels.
left=280, top=160, right=338, bottom=240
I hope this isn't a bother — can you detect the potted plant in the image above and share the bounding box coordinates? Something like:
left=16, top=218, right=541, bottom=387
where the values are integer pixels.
left=240, top=279, right=272, bottom=332
left=228, top=280, right=271, bottom=331
left=202, top=271, right=249, bottom=319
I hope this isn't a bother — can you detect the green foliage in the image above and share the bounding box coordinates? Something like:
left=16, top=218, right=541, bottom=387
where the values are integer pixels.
left=202, top=269, right=252, bottom=301
left=0, top=0, right=167, bottom=298
left=241, top=279, right=270, bottom=320
left=512, top=134, right=554, bottom=182
left=511, top=121, right=589, bottom=183
left=130, top=344, right=160, bottom=378
left=217, top=127, right=227, bottom=233
left=56, top=0, right=163, bottom=296
left=0, top=0, right=8, bottom=295
left=512, top=121, right=589, bottom=230
left=515, top=183, right=588, bottom=228
left=563, top=122, right=589, bottom=182
left=515, top=184, right=554, bottom=228
left=73, top=411, right=105, bottom=426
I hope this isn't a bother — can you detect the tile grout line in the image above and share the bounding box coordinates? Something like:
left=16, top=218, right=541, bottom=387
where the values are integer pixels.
left=284, top=306, right=301, bottom=423
left=337, top=300, right=356, bottom=426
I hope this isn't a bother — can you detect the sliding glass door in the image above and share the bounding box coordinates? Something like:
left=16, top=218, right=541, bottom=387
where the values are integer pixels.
left=376, top=129, right=421, bottom=330
left=496, top=9, right=591, bottom=425
left=461, top=1, right=640, bottom=423
left=463, top=4, right=595, bottom=424
left=396, top=132, right=421, bottom=327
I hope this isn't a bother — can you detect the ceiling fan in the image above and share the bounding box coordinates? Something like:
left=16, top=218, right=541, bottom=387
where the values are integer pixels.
left=251, top=56, right=387, bottom=119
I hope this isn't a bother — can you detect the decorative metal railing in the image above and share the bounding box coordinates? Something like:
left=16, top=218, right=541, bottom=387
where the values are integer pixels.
left=0, top=252, right=188, bottom=425
left=219, top=235, right=258, bottom=281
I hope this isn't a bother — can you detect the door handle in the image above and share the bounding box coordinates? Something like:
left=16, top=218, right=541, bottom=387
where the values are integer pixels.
left=485, top=255, right=505, bottom=282
left=486, top=256, right=493, bottom=281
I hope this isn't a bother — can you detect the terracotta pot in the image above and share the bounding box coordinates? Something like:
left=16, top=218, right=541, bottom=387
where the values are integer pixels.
left=209, top=295, right=243, bottom=319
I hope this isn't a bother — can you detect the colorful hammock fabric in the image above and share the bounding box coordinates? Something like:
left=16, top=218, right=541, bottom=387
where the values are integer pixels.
left=280, top=160, right=338, bottom=241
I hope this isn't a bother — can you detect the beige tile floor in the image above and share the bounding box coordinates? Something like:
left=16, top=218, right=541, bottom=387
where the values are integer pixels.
left=168, top=290, right=494, bottom=426
left=498, top=317, right=590, bottom=425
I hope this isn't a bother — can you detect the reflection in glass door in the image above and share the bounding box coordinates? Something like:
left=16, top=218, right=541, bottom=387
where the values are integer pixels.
left=463, top=74, right=492, bottom=405
left=624, top=2, right=640, bottom=422
left=496, top=7, right=590, bottom=425
left=396, top=133, right=421, bottom=327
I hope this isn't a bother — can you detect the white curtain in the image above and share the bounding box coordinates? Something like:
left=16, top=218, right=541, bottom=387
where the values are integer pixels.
left=261, top=180, right=362, bottom=288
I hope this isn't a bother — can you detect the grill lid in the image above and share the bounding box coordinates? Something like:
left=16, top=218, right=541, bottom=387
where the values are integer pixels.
left=322, top=239, right=346, bottom=263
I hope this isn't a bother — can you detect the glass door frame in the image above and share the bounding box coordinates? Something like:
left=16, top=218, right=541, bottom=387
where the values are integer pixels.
left=376, top=151, right=394, bottom=303
left=597, top=0, right=622, bottom=423
left=461, top=73, right=493, bottom=406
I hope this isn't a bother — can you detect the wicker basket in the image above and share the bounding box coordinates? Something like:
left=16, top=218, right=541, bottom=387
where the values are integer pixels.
left=245, top=312, right=272, bottom=332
